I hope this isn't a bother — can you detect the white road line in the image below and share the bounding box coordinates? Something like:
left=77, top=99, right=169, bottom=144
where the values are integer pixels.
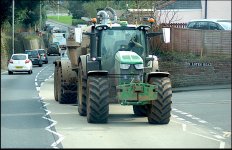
left=189, top=132, right=225, bottom=148
left=36, top=87, right=40, bottom=91
left=220, top=141, right=226, bottom=149
left=198, top=120, right=208, bottom=123
left=173, top=108, right=209, bottom=124
left=173, top=108, right=227, bottom=144
left=182, top=124, right=187, bottom=131
left=171, top=114, right=178, bottom=118
left=176, top=117, right=186, bottom=121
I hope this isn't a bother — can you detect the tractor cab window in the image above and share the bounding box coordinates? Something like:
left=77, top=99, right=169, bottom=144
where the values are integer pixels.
left=101, top=29, right=146, bottom=57
left=101, top=29, right=146, bottom=73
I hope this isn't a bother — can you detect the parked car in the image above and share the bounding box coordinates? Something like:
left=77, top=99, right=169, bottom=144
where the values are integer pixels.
left=186, top=19, right=231, bottom=30
left=25, top=50, right=43, bottom=67
left=37, top=49, right=48, bottom=64
left=8, top=53, right=33, bottom=75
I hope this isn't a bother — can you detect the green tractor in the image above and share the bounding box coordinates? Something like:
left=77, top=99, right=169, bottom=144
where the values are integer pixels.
left=76, top=7, right=172, bottom=124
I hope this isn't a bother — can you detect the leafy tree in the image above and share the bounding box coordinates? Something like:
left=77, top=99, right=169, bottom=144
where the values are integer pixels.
left=1, top=0, right=47, bottom=30
left=67, top=0, right=87, bottom=19
left=0, top=0, right=12, bottom=26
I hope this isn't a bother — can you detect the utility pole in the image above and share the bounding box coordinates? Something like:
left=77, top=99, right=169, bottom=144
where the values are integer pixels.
left=12, top=0, right=15, bottom=54
left=58, top=0, right=60, bottom=20
left=205, top=0, right=208, bottom=19
left=40, top=0, right=42, bottom=30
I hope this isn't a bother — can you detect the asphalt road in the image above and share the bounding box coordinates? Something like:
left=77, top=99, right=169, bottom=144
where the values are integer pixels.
left=1, top=55, right=231, bottom=148
left=39, top=76, right=231, bottom=148
left=1, top=55, right=60, bottom=148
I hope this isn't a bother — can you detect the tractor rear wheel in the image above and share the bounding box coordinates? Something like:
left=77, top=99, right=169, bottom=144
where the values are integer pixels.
left=57, top=66, right=77, bottom=104
left=77, top=64, right=87, bottom=116
left=57, top=66, right=62, bottom=103
left=133, top=105, right=148, bottom=116
left=147, top=77, right=172, bottom=124
left=54, top=65, right=58, bottom=101
left=87, top=76, right=109, bottom=123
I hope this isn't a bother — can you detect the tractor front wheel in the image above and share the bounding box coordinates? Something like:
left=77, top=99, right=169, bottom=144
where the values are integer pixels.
left=87, top=76, right=109, bottom=123
left=147, top=77, right=172, bottom=124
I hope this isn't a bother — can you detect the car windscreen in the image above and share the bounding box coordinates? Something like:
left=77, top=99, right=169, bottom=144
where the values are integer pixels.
left=25, top=51, right=38, bottom=57
left=12, top=55, right=26, bottom=60
left=218, top=22, right=231, bottom=30
left=38, top=50, right=45, bottom=54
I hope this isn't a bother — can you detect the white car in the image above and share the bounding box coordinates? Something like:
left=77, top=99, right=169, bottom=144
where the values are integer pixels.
left=186, top=19, right=231, bottom=30
left=8, top=53, right=33, bottom=75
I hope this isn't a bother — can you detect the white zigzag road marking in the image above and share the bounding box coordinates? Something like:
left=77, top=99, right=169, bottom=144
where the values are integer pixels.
left=42, top=115, right=64, bottom=147
left=36, top=69, right=64, bottom=148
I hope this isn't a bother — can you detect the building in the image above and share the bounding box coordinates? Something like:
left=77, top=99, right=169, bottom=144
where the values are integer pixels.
left=125, top=0, right=231, bottom=24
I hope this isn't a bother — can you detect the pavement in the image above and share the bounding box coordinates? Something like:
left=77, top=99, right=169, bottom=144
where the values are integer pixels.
left=1, top=68, right=231, bottom=92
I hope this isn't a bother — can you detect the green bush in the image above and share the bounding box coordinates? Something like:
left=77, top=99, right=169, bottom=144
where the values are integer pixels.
left=72, top=19, right=87, bottom=26
left=24, top=35, right=38, bottom=40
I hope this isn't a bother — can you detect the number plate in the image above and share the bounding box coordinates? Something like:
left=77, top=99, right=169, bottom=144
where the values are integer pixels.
left=16, top=66, right=23, bottom=69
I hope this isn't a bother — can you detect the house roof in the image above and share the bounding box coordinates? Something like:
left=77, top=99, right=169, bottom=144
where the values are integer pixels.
left=159, top=0, right=202, bottom=10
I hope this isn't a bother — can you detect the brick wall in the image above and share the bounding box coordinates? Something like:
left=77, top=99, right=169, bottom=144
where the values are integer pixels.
left=159, top=58, right=231, bottom=88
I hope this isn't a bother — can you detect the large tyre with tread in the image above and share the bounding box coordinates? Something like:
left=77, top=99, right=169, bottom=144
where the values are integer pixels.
left=147, top=77, right=172, bottom=124
left=77, top=63, right=87, bottom=116
left=54, top=65, right=59, bottom=101
left=8, top=71, right=13, bottom=75
left=57, top=66, right=62, bottom=102
left=133, top=105, right=148, bottom=116
left=87, top=76, right=109, bottom=123
left=59, top=83, right=77, bottom=104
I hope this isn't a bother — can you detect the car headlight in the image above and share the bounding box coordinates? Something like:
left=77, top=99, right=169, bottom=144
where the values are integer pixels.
left=134, top=64, right=143, bottom=69
left=120, top=64, right=130, bottom=69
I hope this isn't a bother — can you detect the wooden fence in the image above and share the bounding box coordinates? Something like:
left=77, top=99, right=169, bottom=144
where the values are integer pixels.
left=161, top=23, right=187, bottom=28
left=150, top=28, right=231, bottom=56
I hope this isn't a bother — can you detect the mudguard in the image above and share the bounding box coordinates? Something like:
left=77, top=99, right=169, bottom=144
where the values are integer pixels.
left=146, top=72, right=170, bottom=82
left=87, top=70, right=108, bottom=77
left=78, top=54, right=101, bottom=77
left=78, top=55, right=88, bottom=76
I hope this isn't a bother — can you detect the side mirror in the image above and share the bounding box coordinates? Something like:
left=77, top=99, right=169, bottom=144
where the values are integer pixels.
left=162, top=28, right=170, bottom=43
